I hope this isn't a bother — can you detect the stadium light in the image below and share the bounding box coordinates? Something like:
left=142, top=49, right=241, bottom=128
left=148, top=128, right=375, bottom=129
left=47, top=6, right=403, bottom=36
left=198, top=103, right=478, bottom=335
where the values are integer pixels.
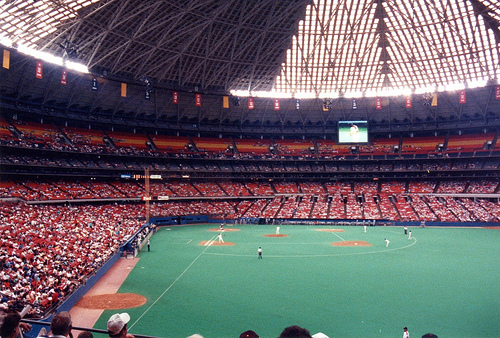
left=467, top=78, right=488, bottom=89
left=16, top=43, right=88, bottom=73
left=344, top=91, right=365, bottom=99
left=414, top=86, right=437, bottom=95
left=230, top=90, right=293, bottom=98
left=0, top=35, right=12, bottom=48
left=317, top=92, right=340, bottom=99
left=439, top=82, right=465, bottom=92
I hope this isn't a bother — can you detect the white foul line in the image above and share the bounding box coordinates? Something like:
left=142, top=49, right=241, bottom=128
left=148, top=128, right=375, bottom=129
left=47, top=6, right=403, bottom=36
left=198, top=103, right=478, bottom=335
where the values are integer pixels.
left=332, top=232, right=345, bottom=241
left=204, top=233, right=218, bottom=246
left=129, top=234, right=217, bottom=330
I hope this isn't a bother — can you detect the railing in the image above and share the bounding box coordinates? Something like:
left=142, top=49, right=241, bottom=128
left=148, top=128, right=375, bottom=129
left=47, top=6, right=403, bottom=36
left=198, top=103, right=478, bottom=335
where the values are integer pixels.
left=21, top=319, right=161, bottom=338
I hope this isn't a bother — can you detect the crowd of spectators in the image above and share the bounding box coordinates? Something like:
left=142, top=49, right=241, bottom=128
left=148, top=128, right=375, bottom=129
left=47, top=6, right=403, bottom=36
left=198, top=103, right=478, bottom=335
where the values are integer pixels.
left=344, top=194, right=362, bottom=219
left=2, top=119, right=498, bottom=160
left=3, top=149, right=500, bottom=177
left=426, top=196, right=458, bottom=222
left=0, top=202, right=143, bottom=316
left=392, top=195, right=418, bottom=221
left=467, top=180, right=497, bottom=193
left=378, top=193, right=400, bottom=220
left=363, top=194, right=382, bottom=220
left=0, top=180, right=499, bottom=222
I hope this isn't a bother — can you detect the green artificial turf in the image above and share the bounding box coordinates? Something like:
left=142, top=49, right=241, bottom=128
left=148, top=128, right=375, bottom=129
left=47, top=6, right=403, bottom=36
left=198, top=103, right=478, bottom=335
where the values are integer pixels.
left=93, top=224, right=500, bottom=338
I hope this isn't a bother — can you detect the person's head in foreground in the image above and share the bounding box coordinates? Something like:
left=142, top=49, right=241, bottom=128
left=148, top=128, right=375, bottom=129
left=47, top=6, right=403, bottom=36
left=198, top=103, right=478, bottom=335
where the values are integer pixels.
left=51, top=311, right=73, bottom=338
left=107, top=313, right=133, bottom=338
left=279, top=325, right=312, bottom=338
left=77, top=331, right=94, bottom=338
left=239, top=330, right=259, bottom=338
left=0, top=312, right=21, bottom=338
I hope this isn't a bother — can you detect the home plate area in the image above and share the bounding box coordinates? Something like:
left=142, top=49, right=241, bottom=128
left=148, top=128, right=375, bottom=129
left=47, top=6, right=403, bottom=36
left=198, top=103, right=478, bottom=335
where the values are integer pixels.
left=332, top=241, right=372, bottom=246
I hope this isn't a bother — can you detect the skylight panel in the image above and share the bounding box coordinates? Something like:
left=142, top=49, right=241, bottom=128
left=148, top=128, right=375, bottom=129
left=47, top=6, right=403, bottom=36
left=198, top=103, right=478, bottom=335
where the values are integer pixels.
left=275, top=0, right=499, bottom=97
left=10, top=18, right=22, bottom=26
left=53, top=13, right=66, bottom=21
left=0, top=0, right=99, bottom=47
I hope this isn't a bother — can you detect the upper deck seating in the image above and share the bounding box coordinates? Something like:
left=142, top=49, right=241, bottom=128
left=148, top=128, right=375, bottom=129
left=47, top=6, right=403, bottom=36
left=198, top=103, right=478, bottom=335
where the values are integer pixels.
left=446, top=133, right=494, bottom=153
left=274, top=139, right=314, bottom=157
left=193, top=137, right=233, bottom=156
left=234, top=139, right=273, bottom=156
left=62, top=126, right=108, bottom=152
left=150, top=135, right=191, bottom=153
left=401, top=135, right=445, bottom=154
left=106, top=130, right=151, bottom=150
left=316, top=140, right=351, bottom=157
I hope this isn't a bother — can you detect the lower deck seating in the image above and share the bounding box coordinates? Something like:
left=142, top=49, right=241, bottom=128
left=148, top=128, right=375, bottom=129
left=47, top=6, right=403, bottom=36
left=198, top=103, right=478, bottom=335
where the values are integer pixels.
left=0, top=203, right=143, bottom=316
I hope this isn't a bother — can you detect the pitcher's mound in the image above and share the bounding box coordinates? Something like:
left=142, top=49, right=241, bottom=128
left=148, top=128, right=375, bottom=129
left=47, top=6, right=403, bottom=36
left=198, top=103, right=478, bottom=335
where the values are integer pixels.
left=332, top=241, right=372, bottom=246
left=77, top=293, right=146, bottom=310
left=199, top=241, right=235, bottom=246
left=317, top=229, right=345, bottom=232
left=264, top=234, right=288, bottom=237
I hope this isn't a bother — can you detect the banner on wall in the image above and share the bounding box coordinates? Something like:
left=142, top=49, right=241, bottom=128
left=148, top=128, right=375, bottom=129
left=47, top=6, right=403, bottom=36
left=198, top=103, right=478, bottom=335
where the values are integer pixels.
left=2, top=49, right=9, bottom=69
left=431, top=93, right=438, bottom=106
left=121, top=83, right=127, bottom=97
left=173, top=91, right=179, bottom=104
left=405, top=96, right=412, bottom=108
left=459, top=89, right=466, bottom=104
left=195, top=93, right=201, bottom=107
left=274, top=99, right=280, bottom=110
left=375, top=97, right=382, bottom=110
left=61, top=70, right=67, bottom=85
left=248, top=97, right=255, bottom=110
left=35, top=61, right=43, bottom=79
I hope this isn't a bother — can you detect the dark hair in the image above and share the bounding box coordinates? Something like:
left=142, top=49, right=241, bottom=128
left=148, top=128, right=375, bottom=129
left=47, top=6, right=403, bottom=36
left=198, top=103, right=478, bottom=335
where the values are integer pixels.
left=77, top=331, right=94, bottom=338
left=0, top=312, right=21, bottom=338
left=51, top=312, right=72, bottom=336
left=279, top=325, right=312, bottom=338
left=421, top=334, right=438, bottom=338
left=108, top=323, right=126, bottom=338
left=239, top=330, right=259, bottom=338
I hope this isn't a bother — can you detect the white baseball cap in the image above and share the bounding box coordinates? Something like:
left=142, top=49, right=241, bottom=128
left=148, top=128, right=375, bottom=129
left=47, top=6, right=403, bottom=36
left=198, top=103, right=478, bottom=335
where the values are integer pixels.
left=107, top=313, right=130, bottom=335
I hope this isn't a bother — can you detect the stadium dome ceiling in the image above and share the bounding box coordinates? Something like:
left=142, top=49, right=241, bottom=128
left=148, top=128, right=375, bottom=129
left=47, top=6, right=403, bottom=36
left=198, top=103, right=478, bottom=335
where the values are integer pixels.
left=1, top=0, right=499, bottom=97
